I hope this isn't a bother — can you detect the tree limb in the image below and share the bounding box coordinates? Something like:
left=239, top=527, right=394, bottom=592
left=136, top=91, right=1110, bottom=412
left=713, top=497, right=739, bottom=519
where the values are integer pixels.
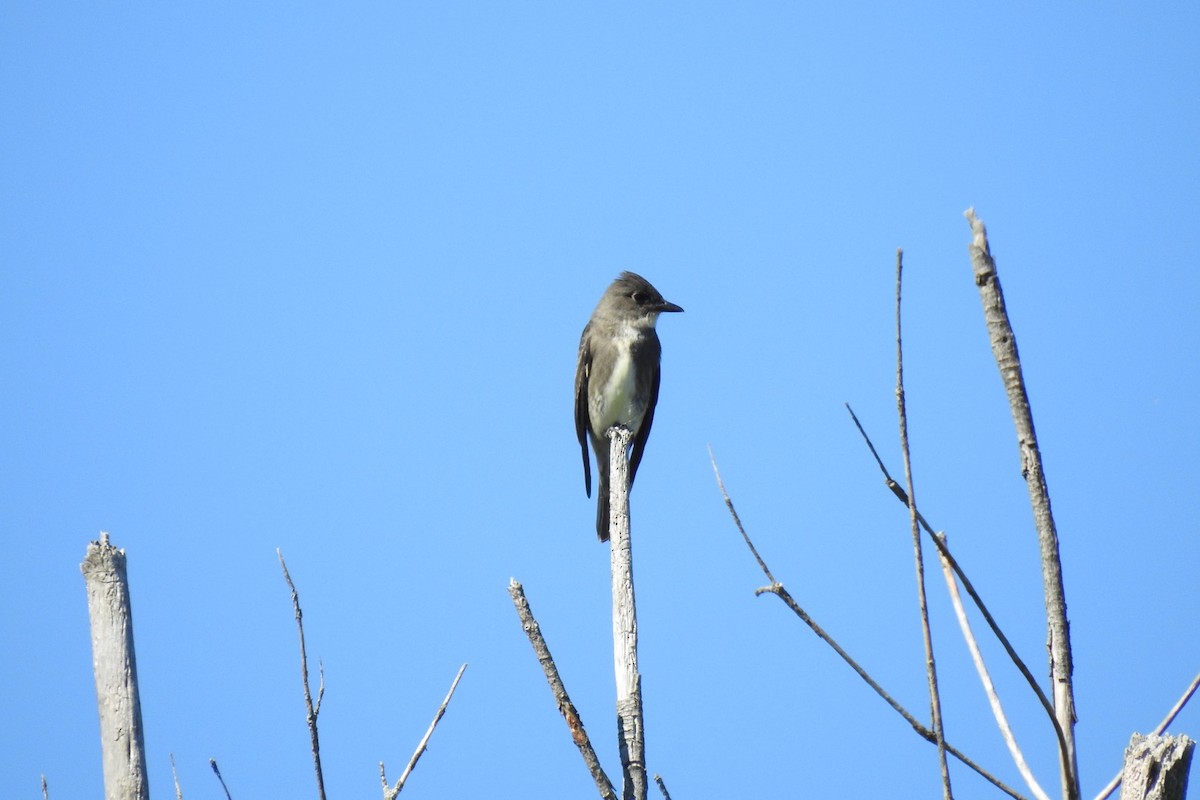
left=966, top=208, right=1079, bottom=800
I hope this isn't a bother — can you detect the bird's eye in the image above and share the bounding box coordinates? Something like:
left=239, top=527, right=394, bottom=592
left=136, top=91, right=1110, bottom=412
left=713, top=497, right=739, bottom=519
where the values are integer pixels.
left=631, top=291, right=647, bottom=305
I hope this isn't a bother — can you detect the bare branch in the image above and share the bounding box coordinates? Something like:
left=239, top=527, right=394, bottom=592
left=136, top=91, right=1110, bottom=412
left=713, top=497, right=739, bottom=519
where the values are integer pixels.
left=845, top=402, right=1065, bottom=747
left=41, top=775, right=48, bottom=800
left=711, top=456, right=1029, bottom=800
left=382, top=663, right=468, bottom=799
left=895, top=248, right=953, bottom=799
left=966, top=208, right=1079, bottom=800
left=170, top=753, right=184, bottom=800
left=277, top=549, right=327, bottom=800
left=937, top=533, right=1051, bottom=800
left=209, top=759, right=233, bottom=800
left=608, top=424, right=647, bottom=800
left=509, top=579, right=618, bottom=800
left=654, top=773, right=673, bottom=800
left=708, top=444, right=776, bottom=585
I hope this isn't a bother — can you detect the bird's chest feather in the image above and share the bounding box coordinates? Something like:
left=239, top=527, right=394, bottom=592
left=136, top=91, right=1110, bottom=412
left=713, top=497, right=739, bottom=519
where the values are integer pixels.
left=590, top=325, right=647, bottom=431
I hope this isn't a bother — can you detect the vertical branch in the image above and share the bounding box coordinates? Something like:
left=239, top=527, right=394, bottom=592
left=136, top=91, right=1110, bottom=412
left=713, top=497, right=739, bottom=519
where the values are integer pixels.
left=608, top=424, right=646, bottom=800
left=895, top=250, right=953, bottom=799
left=81, top=532, right=150, bottom=800
left=277, top=550, right=327, bottom=800
left=965, top=209, right=1078, bottom=800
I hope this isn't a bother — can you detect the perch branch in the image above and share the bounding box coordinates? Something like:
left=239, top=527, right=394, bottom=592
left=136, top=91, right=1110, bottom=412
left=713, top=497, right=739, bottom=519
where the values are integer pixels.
left=608, top=424, right=647, bottom=800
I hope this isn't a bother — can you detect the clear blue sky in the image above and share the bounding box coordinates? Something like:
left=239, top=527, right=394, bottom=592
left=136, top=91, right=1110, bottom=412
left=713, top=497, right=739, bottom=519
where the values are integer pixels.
left=3, top=4, right=1198, bottom=798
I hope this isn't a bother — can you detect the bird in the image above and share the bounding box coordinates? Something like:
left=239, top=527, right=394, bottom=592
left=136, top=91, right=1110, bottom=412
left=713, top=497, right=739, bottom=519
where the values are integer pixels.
left=574, top=271, right=683, bottom=541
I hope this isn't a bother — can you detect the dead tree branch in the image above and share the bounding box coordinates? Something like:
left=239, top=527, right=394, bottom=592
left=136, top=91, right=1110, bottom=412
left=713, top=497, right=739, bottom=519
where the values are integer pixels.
left=895, top=248, right=953, bottom=799
left=509, top=579, right=617, bottom=800
left=381, top=663, right=468, bottom=799
left=708, top=451, right=1029, bottom=800
left=966, top=208, right=1079, bottom=800
left=608, top=424, right=647, bottom=800
left=937, top=532, right=1051, bottom=800
left=277, top=550, right=327, bottom=800
left=209, top=759, right=233, bottom=800
left=845, top=403, right=1063, bottom=737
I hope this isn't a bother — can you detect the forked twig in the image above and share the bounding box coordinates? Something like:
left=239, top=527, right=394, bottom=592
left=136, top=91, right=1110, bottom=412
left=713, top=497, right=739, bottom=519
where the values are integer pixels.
left=846, top=406, right=1058, bottom=706
left=845, top=402, right=1071, bottom=769
left=708, top=449, right=1028, bottom=800
left=381, top=663, right=469, bottom=798
left=277, top=550, right=327, bottom=800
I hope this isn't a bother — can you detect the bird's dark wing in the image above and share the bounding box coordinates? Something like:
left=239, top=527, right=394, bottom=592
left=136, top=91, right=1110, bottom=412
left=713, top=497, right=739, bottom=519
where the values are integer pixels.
left=628, top=332, right=662, bottom=489
left=574, top=324, right=593, bottom=497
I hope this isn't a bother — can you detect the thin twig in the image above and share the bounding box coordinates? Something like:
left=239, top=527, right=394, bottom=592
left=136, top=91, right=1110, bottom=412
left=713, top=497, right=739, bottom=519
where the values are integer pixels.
left=937, top=533, right=1051, bottom=800
left=170, top=753, right=184, bottom=800
left=966, top=208, right=1079, bottom=800
left=709, top=453, right=1029, bottom=800
left=654, top=773, right=673, bottom=800
left=209, top=759, right=233, bottom=800
left=382, top=663, right=469, bottom=799
left=509, top=579, right=618, bottom=800
left=1092, top=671, right=1200, bottom=800
left=41, top=775, right=48, bottom=800
left=277, top=550, right=327, bottom=800
left=845, top=401, right=1065, bottom=747
left=895, top=248, right=953, bottom=799
left=707, top=444, right=776, bottom=585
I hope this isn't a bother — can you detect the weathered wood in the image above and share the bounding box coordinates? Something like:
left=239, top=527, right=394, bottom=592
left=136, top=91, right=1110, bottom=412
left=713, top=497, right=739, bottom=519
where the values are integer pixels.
left=81, top=533, right=149, bottom=800
left=608, top=425, right=646, bottom=800
left=1120, top=733, right=1194, bottom=800
left=966, top=209, right=1079, bottom=800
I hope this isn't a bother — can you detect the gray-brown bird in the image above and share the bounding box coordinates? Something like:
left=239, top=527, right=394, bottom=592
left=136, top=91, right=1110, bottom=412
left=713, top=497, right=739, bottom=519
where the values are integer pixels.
left=574, top=272, right=683, bottom=541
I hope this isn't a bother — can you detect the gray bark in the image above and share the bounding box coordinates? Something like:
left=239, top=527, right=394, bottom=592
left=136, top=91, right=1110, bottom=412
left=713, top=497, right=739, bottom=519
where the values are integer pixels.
left=1120, top=733, right=1193, bottom=800
left=966, top=209, right=1079, bottom=799
left=608, top=426, right=646, bottom=800
left=81, top=533, right=149, bottom=800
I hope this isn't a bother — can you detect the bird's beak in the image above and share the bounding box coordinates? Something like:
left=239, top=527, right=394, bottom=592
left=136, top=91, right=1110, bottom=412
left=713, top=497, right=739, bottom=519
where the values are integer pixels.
left=657, top=300, right=684, bottom=313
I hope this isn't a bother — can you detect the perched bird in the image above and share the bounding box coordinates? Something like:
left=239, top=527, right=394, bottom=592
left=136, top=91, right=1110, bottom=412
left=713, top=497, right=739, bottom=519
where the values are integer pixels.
left=574, top=272, right=683, bottom=541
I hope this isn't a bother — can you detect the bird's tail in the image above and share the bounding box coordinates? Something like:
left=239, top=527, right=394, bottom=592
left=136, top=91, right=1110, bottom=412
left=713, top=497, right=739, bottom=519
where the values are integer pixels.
left=596, top=470, right=610, bottom=542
